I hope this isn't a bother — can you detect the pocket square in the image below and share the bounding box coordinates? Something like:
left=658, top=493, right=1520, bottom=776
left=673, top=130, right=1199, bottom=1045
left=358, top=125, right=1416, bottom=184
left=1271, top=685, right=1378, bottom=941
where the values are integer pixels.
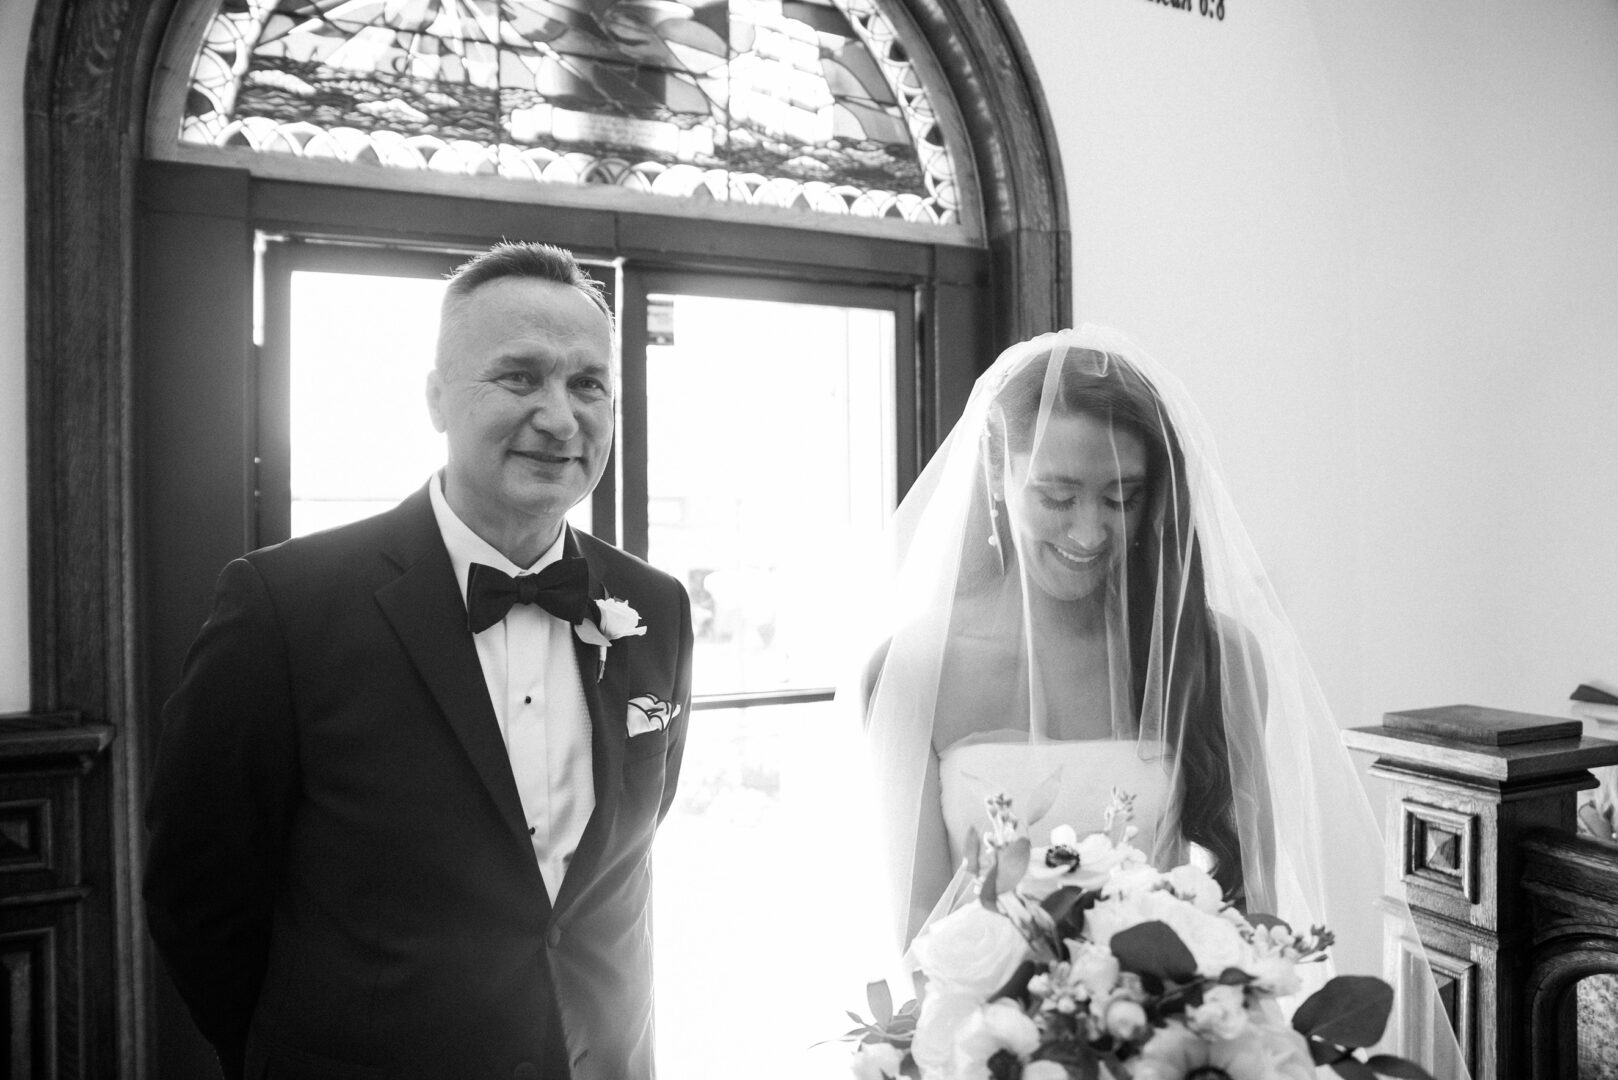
left=627, top=694, right=681, bottom=737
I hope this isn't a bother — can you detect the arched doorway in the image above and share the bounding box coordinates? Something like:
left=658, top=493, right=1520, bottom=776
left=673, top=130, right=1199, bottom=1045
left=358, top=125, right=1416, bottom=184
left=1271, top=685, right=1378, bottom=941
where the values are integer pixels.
left=19, top=0, right=1068, bottom=1072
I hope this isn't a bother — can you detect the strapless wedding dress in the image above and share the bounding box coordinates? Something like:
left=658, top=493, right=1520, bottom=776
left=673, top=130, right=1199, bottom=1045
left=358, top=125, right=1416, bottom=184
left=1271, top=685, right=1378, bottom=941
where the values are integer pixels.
left=937, top=736, right=1174, bottom=867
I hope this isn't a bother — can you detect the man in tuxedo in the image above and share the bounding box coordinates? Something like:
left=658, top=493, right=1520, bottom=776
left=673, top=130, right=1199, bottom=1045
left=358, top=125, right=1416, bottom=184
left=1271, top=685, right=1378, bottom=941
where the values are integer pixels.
left=144, top=242, right=693, bottom=1080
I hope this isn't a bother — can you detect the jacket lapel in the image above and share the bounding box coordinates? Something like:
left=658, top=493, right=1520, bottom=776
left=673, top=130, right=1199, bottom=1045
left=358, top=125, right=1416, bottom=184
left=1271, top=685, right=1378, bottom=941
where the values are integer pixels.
left=550, top=527, right=627, bottom=923
left=373, top=489, right=538, bottom=863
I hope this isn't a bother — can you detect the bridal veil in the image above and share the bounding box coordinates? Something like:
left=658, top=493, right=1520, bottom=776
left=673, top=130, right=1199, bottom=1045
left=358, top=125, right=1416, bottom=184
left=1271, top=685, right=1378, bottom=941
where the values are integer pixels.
left=856, top=325, right=1467, bottom=1076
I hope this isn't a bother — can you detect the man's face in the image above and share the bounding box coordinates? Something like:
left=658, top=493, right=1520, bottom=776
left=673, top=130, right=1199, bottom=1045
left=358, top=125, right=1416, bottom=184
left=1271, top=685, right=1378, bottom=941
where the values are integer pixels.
left=427, top=276, right=614, bottom=550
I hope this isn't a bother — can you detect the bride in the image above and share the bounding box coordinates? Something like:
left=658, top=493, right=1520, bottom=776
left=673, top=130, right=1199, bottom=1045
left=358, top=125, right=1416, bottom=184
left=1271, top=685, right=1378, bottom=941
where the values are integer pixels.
left=858, top=326, right=1465, bottom=1075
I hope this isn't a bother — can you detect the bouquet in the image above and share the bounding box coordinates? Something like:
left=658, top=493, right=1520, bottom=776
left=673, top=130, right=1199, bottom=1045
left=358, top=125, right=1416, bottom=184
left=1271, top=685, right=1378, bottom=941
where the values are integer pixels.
left=845, top=791, right=1434, bottom=1080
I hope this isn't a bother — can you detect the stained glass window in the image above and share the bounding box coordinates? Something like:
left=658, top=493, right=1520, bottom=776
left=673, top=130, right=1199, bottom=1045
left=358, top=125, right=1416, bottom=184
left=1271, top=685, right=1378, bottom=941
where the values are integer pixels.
left=177, top=0, right=963, bottom=225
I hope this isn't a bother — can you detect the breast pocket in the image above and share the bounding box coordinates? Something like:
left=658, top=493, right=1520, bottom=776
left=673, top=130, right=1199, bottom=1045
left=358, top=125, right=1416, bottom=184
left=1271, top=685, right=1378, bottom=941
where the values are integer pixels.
left=625, top=728, right=669, bottom=762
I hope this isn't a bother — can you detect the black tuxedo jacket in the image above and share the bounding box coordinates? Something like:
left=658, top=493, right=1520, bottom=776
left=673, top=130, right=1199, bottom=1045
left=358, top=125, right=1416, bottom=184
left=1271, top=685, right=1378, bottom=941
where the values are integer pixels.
left=145, top=486, right=693, bottom=1080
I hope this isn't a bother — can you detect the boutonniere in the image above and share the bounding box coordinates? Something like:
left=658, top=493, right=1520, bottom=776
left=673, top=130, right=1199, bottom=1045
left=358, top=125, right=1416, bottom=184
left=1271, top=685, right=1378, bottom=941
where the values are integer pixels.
left=574, top=596, right=646, bottom=676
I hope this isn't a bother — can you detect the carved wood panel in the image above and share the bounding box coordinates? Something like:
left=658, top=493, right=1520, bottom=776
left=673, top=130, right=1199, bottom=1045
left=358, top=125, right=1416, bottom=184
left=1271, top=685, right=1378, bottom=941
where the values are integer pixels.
left=0, top=715, right=112, bottom=1079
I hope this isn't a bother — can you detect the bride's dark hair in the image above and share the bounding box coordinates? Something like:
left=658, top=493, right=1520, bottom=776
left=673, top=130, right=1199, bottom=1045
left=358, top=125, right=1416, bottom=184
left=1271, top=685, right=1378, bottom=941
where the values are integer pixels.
left=980, top=346, right=1245, bottom=901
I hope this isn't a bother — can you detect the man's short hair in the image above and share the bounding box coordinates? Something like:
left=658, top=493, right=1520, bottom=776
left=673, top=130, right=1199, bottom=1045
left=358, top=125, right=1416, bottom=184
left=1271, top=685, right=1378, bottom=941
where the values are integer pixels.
left=437, top=242, right=612, bottom=369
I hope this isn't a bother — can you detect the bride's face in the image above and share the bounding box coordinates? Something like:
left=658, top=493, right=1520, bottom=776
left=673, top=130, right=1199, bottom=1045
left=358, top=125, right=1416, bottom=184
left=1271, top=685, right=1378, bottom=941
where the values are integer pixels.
left=1003, top=411, right=1149, bottom=603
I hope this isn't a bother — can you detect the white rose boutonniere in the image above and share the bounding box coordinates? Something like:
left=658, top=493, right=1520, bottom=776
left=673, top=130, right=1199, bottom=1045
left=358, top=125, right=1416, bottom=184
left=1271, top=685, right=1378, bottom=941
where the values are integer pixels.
left=574, top=596, right=646, bottom=646
left=574, top=596, right=647, bottom=676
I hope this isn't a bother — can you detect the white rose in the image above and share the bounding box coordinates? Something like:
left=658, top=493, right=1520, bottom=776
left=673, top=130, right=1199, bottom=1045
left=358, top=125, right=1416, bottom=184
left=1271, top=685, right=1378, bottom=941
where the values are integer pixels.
left=574, top=596, right=647, bottom=646
left=1134, top=1015, right=1315, bottom=1080
left=1235, top=1019, right=1317, bottom=1080
left=1100, top=858, right=1161, bottom=897
left=1130, top=1022, right=1202, bottom=1080
left=850, top=1041, right=905, bottom=1080
left=910, top=989, right=981, bottom=1080
left=909, top=903, right=1031, bottom=997
left=1075, top=833, right=1149, bottom=889
left=1142, top=892, right=1253, bottom=977
left=1022, top=1062, right=1069, bottom=1080
left=1186, top=984, right=1250, bottom=1040
left=1207, top=1017, right=1316, bottom=1080
left=1165, top=864, right=1224, bottom=912
left=1077, top=891, right=1152, bottom=952
left=1250, top=955, right=1302, bottom=997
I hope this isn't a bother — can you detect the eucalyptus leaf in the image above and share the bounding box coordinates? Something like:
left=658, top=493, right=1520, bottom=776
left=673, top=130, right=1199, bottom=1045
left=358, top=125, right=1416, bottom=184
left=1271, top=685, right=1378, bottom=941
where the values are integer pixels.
left=1330, top=1058, right=1379, bottom=1080
left=1292, top=976, right=1394, bottom=1048
left=994, top=837, right=1031, bottom=896
left=1042, top=886, right=1086, bottom=922
left=867, top=980, right=894, bottom=1026
left=1024, top=767, right=1063, bottom=827
left=1364, top=1055, right=1437, bottom=1080
left=989, top=959, right=1039, bottom=1003
left=979, top=860, right=1000, bottom=910
left=1046, top=886, right=1099, bottom=940
left=1309, top=1040, right=1340, bottom=1067
left=1108, top=920, right=1198, bottom=982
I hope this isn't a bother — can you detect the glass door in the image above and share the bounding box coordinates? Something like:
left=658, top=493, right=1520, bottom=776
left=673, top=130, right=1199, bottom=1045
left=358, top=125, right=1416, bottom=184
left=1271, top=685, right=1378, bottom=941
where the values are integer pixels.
left=621, top=275, right=915, bottom=1080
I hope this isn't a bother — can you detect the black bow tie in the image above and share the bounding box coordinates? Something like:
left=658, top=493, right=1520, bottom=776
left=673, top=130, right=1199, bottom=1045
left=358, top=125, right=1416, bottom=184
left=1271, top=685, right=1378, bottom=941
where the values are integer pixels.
left=465, top=558, right=592, bottom=634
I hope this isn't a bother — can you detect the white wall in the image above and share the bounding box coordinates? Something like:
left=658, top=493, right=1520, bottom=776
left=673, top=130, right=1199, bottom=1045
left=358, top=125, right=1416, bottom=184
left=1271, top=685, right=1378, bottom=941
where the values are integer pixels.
left=1, top=0, right=1615, bottom=730
left=0, top=0, right=35, bottom=713
left=1006, top=0, right=1618, bottom=730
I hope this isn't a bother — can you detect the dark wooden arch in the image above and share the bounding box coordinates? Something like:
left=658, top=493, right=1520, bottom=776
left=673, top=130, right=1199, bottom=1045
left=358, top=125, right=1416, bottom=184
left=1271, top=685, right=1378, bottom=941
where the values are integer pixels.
left=1524, top=931, right=1618, bottom=1080
left=22, top=0, right=1068, bottom=1072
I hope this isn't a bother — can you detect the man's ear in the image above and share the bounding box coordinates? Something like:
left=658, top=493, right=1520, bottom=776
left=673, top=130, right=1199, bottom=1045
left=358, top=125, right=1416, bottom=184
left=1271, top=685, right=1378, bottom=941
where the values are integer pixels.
left=425, top=368, right=448, bottom=434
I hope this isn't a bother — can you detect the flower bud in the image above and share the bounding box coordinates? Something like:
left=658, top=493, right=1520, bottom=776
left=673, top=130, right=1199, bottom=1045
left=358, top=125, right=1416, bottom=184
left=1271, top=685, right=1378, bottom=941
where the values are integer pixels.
left=1104, top=997, right=1150, bottom=1042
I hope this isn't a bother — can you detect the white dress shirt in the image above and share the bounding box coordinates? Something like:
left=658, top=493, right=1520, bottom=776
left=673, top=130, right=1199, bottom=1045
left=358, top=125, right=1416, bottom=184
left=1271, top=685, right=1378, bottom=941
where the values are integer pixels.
left=429, top=474, right=595, bottom=903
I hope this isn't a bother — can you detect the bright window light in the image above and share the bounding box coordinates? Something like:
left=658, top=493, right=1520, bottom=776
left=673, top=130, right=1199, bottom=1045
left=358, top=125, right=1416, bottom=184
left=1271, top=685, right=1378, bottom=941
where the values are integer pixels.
left=289, top=271, right=448, bottom=536
left=647, top=292, right=899, bottom=1079
left=645, top=293, right=896, bottom=696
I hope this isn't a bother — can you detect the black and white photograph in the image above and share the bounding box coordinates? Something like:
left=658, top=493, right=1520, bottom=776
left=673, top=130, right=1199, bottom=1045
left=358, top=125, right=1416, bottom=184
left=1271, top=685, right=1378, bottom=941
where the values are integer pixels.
left=3, top=1, right=1616, bottom=1078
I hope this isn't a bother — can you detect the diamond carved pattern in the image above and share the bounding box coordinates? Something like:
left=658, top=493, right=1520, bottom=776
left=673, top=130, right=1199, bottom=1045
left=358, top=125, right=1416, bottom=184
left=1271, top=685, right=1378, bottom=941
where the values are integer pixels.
left=0, top=801, right=49, bottom=874
left=1402, top=799, right=1480, bottom=904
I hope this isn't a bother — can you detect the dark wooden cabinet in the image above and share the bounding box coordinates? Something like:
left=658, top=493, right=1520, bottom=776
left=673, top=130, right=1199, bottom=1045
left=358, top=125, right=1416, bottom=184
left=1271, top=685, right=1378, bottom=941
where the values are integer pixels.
left=0, top=714, right=113, bottom=1079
